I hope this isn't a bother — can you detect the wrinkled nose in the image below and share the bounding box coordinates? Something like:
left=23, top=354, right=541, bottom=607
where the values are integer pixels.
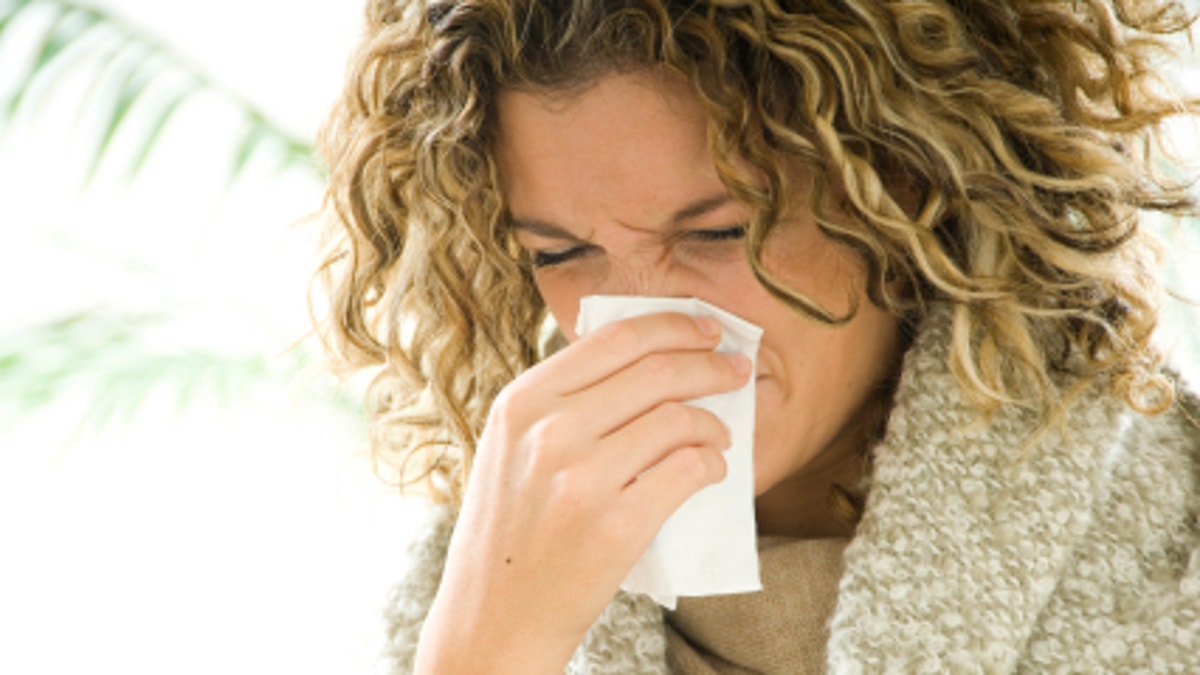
left=599, top=258, right=691, bottom=298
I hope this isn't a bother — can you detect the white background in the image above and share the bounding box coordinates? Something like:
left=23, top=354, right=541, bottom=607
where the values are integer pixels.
left=0, top=2, right=426, bottom=673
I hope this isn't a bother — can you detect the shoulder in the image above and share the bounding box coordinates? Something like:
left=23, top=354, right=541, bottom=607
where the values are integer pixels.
left=1114, top=371, right=1200, bottom=508
left=1016, top=375, right=1200, bottom=670
left=830, top=306, right=1200, bottom=671
left=1102, top=371, right=1200, bottom=541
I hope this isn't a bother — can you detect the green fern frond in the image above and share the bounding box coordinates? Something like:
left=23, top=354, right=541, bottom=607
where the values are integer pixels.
left=0, top=311, right=268, bottom=425
left=0, top=0, right=317, bottom=183
left=0, top=308, right=365, bottom=442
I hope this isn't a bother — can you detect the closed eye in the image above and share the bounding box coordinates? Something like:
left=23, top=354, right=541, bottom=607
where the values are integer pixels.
left=531, top=244, right=595, bottom=268
left=527, top=225, right=746, bottom=267
left=687, top=225, right=747, bottom=242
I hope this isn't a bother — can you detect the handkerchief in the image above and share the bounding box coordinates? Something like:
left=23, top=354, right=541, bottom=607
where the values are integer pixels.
left=576, top=295, right=763, bottom=608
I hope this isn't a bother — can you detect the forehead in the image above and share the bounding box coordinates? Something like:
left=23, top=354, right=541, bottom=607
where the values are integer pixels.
left=494, top=72, right=727, bottom=226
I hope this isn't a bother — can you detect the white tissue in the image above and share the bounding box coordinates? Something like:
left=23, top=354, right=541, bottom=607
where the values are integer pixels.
left=575, top=295, right=763, bottom=609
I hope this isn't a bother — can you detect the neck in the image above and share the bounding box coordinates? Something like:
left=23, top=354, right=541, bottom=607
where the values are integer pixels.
left=754, top=440, right=867, bottom=539
left=753, top=333, right=905, bottom=539
left=754, top=382, right=896, bottom=539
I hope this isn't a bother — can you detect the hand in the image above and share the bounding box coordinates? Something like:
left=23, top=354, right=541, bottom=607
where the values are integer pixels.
left=414, top=312, right=751, bottom=673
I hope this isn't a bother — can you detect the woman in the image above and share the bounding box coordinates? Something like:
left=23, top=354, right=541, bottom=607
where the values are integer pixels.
left=315, top=0, right=1200, bottom=671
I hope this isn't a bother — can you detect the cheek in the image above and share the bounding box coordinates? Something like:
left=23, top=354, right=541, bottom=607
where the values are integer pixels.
left=762, top=226, right=865, bottom=316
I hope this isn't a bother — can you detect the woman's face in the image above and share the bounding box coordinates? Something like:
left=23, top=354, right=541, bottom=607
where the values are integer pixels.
left=495, top=71, right=901, bottom=516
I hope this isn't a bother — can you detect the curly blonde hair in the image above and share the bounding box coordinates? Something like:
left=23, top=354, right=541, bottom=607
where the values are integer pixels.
left=314, top=0, right=1198, bottom=502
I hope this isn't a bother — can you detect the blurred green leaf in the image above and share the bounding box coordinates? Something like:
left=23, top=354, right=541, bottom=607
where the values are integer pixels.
left=126, top=79, right=197, bottom=178
left=0, top=2, right=351, bottom=450
left=0, top=0, right=316, bottom=182
left=0, top=311, right=268, bottom=435
left=0, top=308, right=365, bottom=445
left=31, top=5, right=98, bottom=69
left=231, top=113, right=270, bottom=182
left=3, top=4, right=95, bottom=119
left=85, top=42, right=157, bottom=179
left=0, top=0, right=35, bottom=30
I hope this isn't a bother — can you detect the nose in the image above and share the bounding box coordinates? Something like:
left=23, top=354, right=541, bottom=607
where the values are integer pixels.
left=598, top=257, right=692, bottom=298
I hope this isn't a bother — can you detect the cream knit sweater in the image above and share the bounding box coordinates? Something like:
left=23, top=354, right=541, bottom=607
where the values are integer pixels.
left=383, top=305, right=1200, bottom=673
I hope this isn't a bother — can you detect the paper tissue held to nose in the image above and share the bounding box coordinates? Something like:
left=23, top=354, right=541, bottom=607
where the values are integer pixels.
left=575, top=295, right=763, bottom=609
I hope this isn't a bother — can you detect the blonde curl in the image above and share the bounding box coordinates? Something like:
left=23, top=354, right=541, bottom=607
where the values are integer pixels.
left=314, top=0, right=1199, bottom=502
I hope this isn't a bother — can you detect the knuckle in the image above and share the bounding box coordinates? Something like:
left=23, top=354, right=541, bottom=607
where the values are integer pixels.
left=657, top=401, right=694, bottom=430
left=490, top=380, right=531, bottom=426
left=547, top=468, right=598, bottom=513
left=641, top=353, right=677, bottom=381
left=679, top=446, right=726, bottom=485
left=524, top=416, right=566, bottom=458
left=524, top=415, right=557, bottom=447
left=593, top=321, right=640, bottom=355
left=517, top=417, right=570, bottom=480
left=657, top=404, right=729, bottom=449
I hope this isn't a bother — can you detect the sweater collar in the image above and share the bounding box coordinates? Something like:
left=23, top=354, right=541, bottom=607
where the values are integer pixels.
left=826, top=303, right=1126, bottom=671
left=383, top=305, right=1131, bottom=672
left=570, top=304, right=1129, bottom=672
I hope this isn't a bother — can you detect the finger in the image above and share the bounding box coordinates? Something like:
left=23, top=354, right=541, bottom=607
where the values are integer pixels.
left=565, top=349, right=749, bottom=441
left=586, top=402, right=731, bottom=486
left=525, top=312, right=723, bottom=396
left=620, top=444, right=728, bottom=527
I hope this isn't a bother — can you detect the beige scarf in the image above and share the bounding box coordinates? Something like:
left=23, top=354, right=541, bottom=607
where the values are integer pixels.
left=384, top=303, right=1200, bottom=673
left=664, top=537, right=849, bottom=674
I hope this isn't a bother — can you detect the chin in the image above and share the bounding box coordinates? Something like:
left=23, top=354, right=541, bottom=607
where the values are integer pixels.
left=750, top=451, right=782, bottom=497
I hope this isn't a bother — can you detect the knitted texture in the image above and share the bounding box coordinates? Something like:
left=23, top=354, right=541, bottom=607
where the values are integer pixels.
left=827, top=306, right=1200, bottom=673
left=566, top=591, right=670, bottom=674
left=382, top=304, right=1200, bottom=673
left=382, top=506, right=454, bottom=673
left=1018, top=387, right=1200, bottom=672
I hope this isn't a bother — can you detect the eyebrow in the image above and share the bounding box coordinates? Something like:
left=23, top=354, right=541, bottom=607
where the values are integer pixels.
left=510, top=192, right=734, bottom=239
left=671, top=193, right=733, bottom=223
left=510, top=217, right=579, bottom=240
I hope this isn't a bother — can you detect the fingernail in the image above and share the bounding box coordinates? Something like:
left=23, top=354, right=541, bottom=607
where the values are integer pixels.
left=727, top=353, right=751, bottom=376
left=696, top=316, right=722, bottom=338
